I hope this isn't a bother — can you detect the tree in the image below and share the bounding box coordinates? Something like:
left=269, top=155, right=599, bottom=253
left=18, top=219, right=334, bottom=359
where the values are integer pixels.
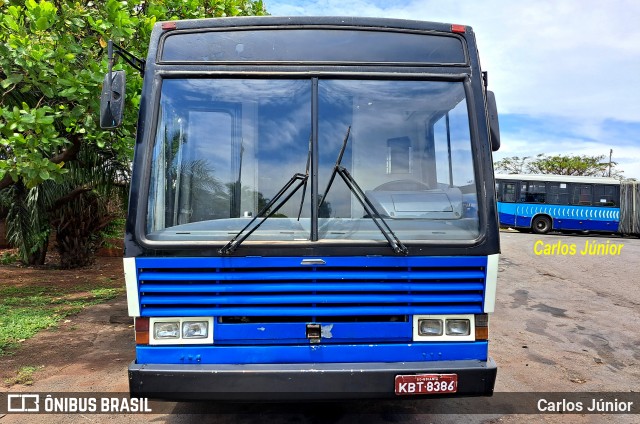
left=0, top=0, right=267, bottom=266
left=494, top=154, right=624, bottom=179
left=493, top=156, right=530, bottom=174
left=0, top=179, right=52, bottom=264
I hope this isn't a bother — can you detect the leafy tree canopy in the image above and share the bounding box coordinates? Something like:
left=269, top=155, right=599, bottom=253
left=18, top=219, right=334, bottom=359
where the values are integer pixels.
left=0, top=0, right=266, bottom=266
left=0, top=0, right=266, bottom=190
left=495, top=153, right=623, bottom=179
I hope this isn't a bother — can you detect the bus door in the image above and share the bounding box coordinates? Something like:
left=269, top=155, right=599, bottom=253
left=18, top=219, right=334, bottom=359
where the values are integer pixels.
left=497, top=181, right=517, bottom=226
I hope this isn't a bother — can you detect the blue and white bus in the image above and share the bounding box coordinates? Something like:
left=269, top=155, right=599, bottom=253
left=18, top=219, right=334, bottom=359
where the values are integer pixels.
left=101, top=16, right=501, bottom=400
left=495, top=174, right=621, bottom=234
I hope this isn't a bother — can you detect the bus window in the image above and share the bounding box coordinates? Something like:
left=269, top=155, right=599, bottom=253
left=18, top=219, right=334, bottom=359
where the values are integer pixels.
left=519, top=181, right=545, bottom=203
left=571, top=184, right=592, bottom=205
left=386, top=136, right=412, bottom=174
left=497, top=182, right=516, bottom=202
left=317, top=79, right=479, bottom=240
left=547, top=182, right=570, bottom=205
left=594, top=184, right=618, bottom=206
left=147, top=79, right=312, bottom=240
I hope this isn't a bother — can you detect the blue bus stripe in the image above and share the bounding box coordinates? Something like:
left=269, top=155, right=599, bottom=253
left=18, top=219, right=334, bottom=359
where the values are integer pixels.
left=214, top=322, right=410, bottom=343
left=140, top=305, right=483, bottom=317
left=138, top=270, right=486, bottom=281
left=135, top=256, right=488, bottom=268
left=497, top=201, right=620, bottom=231
left=135, top=341, right=489, bottom=364
left=139, top=293, right=484, bottom=305
left=139, top=282, right=485, bottom=293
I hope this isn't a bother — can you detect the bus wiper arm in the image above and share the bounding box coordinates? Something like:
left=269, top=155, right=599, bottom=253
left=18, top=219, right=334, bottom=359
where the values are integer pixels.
left=219, top=173, right=308, bottom=255
left=334, top=165, right=408, bottom=255
left=319, top=126, right=350, bottom=208
left=320, top=126, right=407, bottom=255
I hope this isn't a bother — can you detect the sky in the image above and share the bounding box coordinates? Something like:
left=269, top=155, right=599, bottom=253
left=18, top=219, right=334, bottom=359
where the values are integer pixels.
left=263, top=0, right=640, bottom=179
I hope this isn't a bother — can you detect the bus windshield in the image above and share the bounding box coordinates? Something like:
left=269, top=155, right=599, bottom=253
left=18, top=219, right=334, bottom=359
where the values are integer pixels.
left=146, top=78, right=479, bottom=243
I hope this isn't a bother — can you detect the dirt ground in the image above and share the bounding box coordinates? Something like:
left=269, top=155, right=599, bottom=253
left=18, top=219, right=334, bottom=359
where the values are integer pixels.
left=0, top=256, right=132, bottom=391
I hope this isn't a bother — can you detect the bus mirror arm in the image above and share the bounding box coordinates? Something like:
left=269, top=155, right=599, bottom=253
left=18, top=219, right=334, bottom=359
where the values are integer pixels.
left=100, top=40, right=145, bottom=129
left=108, top=40, right=145, bottom=76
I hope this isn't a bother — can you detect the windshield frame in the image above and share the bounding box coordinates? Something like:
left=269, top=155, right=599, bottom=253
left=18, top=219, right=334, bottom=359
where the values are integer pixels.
left=132, top=70, right=490, bottom=255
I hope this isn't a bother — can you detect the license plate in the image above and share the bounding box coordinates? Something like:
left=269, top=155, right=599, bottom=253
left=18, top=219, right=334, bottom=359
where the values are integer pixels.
left=394, top=373, right=458, bottom=395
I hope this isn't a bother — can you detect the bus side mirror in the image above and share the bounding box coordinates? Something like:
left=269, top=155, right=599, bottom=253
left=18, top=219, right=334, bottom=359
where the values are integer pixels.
left=487, top=90, right=500, bottom=151
left=100, top=70, right=126, bottom=129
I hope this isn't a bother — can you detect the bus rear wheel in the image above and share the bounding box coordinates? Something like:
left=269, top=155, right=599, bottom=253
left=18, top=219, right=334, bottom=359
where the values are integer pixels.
left=532, top=216, right=552, bottom=234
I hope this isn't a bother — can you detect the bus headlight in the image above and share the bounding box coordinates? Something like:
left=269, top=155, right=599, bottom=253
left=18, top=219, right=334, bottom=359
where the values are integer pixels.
left=445, top=319, right=470, bottom=336
left=154, top=321, right=180, bottom=339
left=418, top=319, right=443, bottom=336
left=148, top=317, right=214, bottom=345
left=182, top=321, right=209, bottom=339
left=413, top=314, right=476, bottom=341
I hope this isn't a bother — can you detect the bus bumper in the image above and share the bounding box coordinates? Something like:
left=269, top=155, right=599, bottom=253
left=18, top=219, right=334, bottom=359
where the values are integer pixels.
left=128, top=358, right=497, bottom=400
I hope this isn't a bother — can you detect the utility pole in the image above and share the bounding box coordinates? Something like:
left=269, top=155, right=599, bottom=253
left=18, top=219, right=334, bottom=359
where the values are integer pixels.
left=609, top=149, right=613, bottom=177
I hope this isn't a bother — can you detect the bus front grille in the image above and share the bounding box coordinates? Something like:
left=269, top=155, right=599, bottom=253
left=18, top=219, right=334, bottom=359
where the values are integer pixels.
left=135, top=256, right=488, bottom=319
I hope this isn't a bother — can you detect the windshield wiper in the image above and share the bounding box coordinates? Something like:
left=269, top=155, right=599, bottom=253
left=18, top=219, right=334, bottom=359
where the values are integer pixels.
left=219, top=173, right=308, bottom=255
left=221, top=133, right=313, bottom=255
left=296, top=134, right=312, bottom=221
left=318, top=126, right=350, bottom=209
left=319, top=127, right=408, bottom=255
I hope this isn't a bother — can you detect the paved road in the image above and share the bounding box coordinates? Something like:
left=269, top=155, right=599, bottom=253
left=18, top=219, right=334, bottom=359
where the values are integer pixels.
left=494, top=231, right=639, bottom=392
left=487, top=231, right=639, bottom=424
left=2, top=231, right=639, bottom=423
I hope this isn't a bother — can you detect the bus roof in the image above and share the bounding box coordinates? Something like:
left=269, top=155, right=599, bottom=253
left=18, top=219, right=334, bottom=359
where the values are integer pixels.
left=154, top=16, right=468, bottom=33
left=495, top=174, right=620, bottom=185
left=154, top=16, right=472, bottom=66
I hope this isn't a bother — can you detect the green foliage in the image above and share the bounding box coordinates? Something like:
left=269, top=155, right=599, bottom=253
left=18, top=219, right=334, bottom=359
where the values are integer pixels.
left=0, top=283, right=126, bottom=355
left=47, top=144, right=130, bottom=268
left=0, top=180, right=51, bottom=264
left=4, top=365, right=43, bottom=386
left=1, top=0, right=130, bottom=186
left=98, top=217, right=125, bottom=248
left=0, top=0, right=267, bottom=266
left=527, top=154, right=621, bottom=178
left=0, top=250, right=18, bottom=264
left=1, top=0, right=267, bottom=179
left=495, top=154, right=623, bottom=178
left=493, top=156, right=530, bottom=175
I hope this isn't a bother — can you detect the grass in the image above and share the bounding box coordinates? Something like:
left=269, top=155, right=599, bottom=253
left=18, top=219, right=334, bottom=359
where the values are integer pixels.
left=1, top=251, right=19, bottom=265
left=0, top=284, right=125, bottom=356
left=4, top=365, right=43, bottom=386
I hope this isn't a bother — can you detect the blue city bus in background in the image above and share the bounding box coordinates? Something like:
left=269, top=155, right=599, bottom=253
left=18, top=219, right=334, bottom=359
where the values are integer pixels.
left=100, top=16, right=501, bottom=399
left=495, top=174, right=621, bottom=234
